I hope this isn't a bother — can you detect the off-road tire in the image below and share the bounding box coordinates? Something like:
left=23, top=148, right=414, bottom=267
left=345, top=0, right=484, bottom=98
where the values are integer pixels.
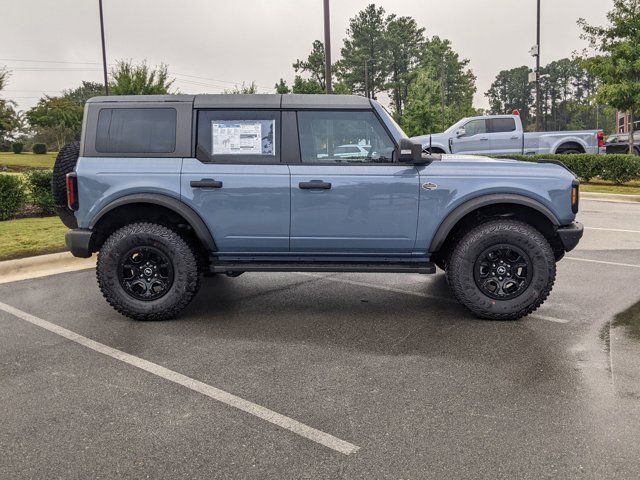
left=52, top=141, right=80, bottom=228
left=446, top=219, right=556, bottom=320
left=96, top=222, right=201, bottom=321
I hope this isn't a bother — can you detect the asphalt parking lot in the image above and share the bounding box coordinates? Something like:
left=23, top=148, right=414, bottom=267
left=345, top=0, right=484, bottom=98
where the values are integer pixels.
left=1, top=198, right=640, bottom=479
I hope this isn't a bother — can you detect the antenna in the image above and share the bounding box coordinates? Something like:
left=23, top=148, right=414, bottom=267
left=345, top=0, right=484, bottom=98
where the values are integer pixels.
left=429, top=134, right=432, bottom=154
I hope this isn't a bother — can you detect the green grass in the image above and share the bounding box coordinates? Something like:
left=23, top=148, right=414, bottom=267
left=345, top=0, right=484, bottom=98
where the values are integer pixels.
left=0, top=216, right=67, bottom=261
left=0, top=152, right=56, bottom=170
left=581, top=180, right=640, bottom=195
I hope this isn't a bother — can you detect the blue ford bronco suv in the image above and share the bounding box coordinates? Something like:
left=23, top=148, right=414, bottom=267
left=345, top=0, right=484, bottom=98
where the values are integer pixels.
left=52, top=94, right=583, bottom=321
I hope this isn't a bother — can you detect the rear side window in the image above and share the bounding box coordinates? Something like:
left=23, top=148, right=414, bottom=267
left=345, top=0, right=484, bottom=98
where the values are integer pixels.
left=95, top=108, right=176, bottom=153
left=490, top=118, right=516, bottom=133
left=196, top=110, right=280, bottom=163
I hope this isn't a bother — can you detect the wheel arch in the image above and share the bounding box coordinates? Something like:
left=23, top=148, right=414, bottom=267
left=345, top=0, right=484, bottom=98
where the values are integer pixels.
left=90, top=193, right=217, bottom=253
left=428, top=194, right=561, bottom=256
left=553, top=139, right=587, bottom=154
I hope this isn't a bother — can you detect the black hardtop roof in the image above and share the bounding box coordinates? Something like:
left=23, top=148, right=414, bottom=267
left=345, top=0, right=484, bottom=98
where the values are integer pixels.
left=86, top=94, right=373, bottom=110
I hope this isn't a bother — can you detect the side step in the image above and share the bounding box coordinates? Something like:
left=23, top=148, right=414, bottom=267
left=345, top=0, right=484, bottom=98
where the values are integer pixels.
left=210, top=262, right=436, bottom=274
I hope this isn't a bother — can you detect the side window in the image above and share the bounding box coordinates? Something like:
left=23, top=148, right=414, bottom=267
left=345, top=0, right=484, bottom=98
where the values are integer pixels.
left=490, top=118, right=516, bottom=133
left=297, top=110, right=395, bottom=164
left=196, top=110, right=280, bottom=163
left=462, top=119, right=487, bottom=137
left=95, top=108, right=176, bottom=153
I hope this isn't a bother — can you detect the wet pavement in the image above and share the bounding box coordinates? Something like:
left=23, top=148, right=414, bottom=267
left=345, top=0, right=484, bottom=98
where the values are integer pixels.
left=1, top=198, right=639, bottom=479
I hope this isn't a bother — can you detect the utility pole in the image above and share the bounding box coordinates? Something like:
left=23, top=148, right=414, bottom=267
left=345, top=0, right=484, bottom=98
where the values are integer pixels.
left=323, top=0, right=332, bottom=94
left=99, top=0, right=109, bottom=95
left=535, top=0, right=541, bottom=130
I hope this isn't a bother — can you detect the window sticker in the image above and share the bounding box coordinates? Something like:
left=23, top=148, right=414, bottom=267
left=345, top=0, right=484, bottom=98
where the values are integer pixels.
left=211, top=120, right=275, bottom=155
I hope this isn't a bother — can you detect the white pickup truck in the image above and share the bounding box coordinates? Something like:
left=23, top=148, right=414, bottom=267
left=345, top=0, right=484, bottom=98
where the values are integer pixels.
left=412, top=114, right=605, bottom=156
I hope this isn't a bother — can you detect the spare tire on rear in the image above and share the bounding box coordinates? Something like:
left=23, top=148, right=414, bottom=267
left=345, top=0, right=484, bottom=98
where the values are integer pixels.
left=52, top=141, right=80, bottom=228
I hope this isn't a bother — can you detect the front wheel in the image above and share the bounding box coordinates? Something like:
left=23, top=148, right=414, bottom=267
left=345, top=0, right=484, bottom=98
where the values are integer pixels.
left=446, top=219, right=556, bottom=320
left=97, top=223, right=200, bottom=321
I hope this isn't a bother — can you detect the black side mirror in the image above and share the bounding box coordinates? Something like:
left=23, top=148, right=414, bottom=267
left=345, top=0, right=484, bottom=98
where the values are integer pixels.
left=398, top=138, right=423, bottom=164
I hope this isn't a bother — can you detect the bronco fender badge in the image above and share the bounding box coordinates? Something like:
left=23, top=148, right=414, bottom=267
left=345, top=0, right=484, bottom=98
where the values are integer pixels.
left=422, top=182, right=438, bottom=190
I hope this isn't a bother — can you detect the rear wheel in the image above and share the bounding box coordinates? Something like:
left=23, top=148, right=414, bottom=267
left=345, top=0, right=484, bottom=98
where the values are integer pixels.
left=446, top=219, right=556, bottom=320
left=97, top=222, right=200, bottom=321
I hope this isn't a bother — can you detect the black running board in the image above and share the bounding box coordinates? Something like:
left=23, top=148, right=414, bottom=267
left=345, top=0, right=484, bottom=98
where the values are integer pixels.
left=210, top=262, right=436, bottom=274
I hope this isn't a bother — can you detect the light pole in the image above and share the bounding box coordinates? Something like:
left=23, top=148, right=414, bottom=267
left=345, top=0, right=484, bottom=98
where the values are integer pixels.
left=323, top=0, right=332, bottom=94
left=99, top=0, right=109, bottom=95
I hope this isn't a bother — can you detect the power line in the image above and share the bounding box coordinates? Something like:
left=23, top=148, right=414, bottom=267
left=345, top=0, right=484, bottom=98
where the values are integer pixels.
left=0, top=58, right=101, bottom=65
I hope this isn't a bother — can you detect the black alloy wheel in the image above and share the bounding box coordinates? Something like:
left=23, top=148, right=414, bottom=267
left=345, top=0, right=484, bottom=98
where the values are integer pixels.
left=118, top=246, right=174, bottom=301
left=473, top=244, right=532, bottom=300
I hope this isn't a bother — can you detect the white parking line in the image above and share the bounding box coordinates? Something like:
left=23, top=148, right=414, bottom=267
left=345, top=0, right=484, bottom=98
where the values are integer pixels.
left=566, top=256, right=640, bottom=269
left=0, top=301, right=360, bottom=456
left=297, top=273, right=569, bottom=324
left=585, top=227, right=640, bottom=234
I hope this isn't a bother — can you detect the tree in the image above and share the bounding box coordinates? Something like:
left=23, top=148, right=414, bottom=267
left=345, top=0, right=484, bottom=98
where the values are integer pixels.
left=109, top=60, right=175, bottom=95
left=0, top=67, right=21, bottom=144
left=293, top=40, right=328, bottom=90
left=487, top=58, right=615, bottom=133
left=291, top=76, right=324, bottom=94
left=420, top=36, right=477, bottom=127
left=26, top=96, right=83, bottom=149
left=223, top=81, right=258, bottom=94
left=486, top=66, right=534, bottom=129
left=401, top=69, right=444, bottom=136
left=385, top=15, right=425, bottom=116
left=336, top=4, right=389, bottom=98
left=62, top=81, right=106, bottom=104
left=579, top=0, right=640, bottom=154
left=275, top=78, right=291, bottom=94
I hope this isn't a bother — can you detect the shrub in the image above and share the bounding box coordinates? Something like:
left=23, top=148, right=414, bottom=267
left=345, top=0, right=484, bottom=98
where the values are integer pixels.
left=32, top=143, right=47, bottom=155
left=11, top=142, right=24, bottom=154
left=0, top=174, right=27, bottom=220
left=494, top=153, right=640, bottom=184
left=23, top=169, right=55, bottom=215
left=0, top=141, right=10, bottom=152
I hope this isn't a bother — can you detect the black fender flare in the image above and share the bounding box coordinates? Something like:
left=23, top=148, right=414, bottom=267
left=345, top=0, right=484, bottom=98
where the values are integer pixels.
left=428, top=194, right=560, bottom=253
left=90, top=193, right=217, bottom=251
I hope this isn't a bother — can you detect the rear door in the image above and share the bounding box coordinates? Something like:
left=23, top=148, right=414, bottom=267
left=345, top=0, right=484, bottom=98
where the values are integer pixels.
left=289, top=110, right=420, bottom=254
left=450, top=118, right=491, bottom=154
left=488, top=117, right=521, bottom=155
left=181, top=109, right=290, bottom=253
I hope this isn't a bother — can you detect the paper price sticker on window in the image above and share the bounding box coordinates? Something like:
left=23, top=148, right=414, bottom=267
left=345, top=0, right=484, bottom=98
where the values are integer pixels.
left=212, top=121, right=263, bottom=155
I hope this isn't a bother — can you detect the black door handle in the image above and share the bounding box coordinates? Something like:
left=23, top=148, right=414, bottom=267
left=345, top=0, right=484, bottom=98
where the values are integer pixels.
left=191, top=179, right=223, bottom=189
left=299, top=181, right=331, bottom=190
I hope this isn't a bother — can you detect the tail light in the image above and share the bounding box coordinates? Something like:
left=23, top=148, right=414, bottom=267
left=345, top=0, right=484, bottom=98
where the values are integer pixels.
left=597, top=131, right=605, bottom=148
left=66, top=173, right=78, bottom=211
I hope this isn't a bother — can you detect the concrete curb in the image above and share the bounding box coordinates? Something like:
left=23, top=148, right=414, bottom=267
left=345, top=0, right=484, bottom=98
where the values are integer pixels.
left=0, top=252, right=96, bottom=285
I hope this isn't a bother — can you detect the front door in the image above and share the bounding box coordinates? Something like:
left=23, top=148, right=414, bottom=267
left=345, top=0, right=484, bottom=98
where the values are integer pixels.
left=181, top=110, right=290, bottom=253
left=450, top=118, right=491, bottom=154
left=290, top=110, right=420, bottom=254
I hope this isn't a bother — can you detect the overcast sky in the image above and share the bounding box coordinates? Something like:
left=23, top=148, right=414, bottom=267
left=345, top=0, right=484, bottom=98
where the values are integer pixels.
left=0, top=0, right=611, bottom=112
